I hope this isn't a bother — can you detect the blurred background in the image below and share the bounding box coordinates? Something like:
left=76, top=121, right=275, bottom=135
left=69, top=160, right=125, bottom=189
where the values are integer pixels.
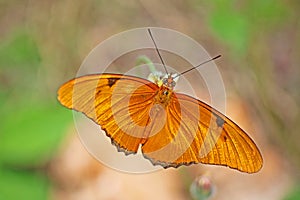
left=0, top=0, right=299, bottom=199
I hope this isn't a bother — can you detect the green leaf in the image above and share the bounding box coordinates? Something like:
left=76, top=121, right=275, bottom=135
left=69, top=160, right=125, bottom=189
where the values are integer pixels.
left=284, top=185, right=300, bottom=200
left=0, top=168, right=49, bottom=200
left=247, top=0, right=288, bottom=26
left=0, top=102, right=72, bottom=166
left=0, top=29, right=40, bottom=69
left=208, top=10, right=249, bottom=54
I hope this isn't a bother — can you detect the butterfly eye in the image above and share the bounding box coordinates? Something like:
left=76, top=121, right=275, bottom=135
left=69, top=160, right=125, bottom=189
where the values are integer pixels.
left=163, top=90, right=169, bottom=95
left=162, top=78, right=168, bottom=85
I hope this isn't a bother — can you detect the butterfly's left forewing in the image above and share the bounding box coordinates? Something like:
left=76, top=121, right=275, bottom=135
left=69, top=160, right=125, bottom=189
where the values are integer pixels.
left=57, top=74, right=158, bottom=154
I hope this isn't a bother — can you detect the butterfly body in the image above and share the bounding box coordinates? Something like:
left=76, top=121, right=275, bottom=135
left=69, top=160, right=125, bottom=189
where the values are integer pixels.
left=153, top=86, right=172, bottom=105
left=58, top=73, right=263, bottom=173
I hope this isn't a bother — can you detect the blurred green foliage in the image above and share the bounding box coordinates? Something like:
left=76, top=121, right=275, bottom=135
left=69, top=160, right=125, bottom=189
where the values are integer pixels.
left=0, top=103, right=71, bottom=166
left=284, top=185, right=300, bottom=200
left=206, top=0, right=288, bottom=55
left=0, top=169, right=49, bottom=200
left=0, top=30, right=40, bottom=68
left=0, top=28, right=72, bottom=199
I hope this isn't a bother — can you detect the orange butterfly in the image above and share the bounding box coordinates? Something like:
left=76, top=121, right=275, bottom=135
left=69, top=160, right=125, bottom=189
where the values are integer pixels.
left=57, top=29, right=263, bottom=173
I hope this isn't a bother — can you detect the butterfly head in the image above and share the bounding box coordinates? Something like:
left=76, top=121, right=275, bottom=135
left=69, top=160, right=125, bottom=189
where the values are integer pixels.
left=162, top=73, right=178, bottom=89
left=148, top=72, right=179, bottom=89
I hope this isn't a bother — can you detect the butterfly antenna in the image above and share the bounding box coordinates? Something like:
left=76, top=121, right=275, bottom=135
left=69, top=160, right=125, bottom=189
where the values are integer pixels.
left=174, top=55, right=221, bottom=79
left=147, top=28, right=168, bottom=74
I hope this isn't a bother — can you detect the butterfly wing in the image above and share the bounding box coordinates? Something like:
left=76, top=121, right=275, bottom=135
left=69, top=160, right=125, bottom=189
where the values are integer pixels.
left=141, top=92, right=263, bottom=173
left=58, top=74, right=263, bottom=173
left=57, top=73, right=158, bottom=154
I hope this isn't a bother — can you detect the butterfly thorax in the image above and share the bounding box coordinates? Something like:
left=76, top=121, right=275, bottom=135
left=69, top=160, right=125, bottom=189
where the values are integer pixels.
left=149, top=73, right=178, bottom=106
left=154, top=86, right=173, bottom=106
